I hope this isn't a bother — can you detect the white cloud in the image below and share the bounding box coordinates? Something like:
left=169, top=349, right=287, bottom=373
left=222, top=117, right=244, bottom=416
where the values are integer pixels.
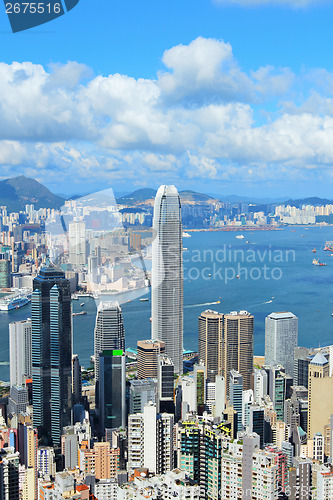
left=0, top=37, right=333, bottom=189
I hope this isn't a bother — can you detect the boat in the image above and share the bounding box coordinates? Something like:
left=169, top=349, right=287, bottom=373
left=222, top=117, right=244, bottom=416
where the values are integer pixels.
left=291, top=229, right=296, bottom=232
left=183, top=248, right=188, bottom=251
left=182, top=232, right=191, bottom=238
left=236, top=235, right=245, bottom=239
left=312, top=259, right=327, bottom=267
left=324, top=241, right=333, bottom=252
left=80, top=302, right=85, bottom=306
left=140, top=298, right=149, bottom=302
left=236, top=275, right=240, bottom=279
left=0, top=292, right=31, bottom=312
left=73, top=311, right=87, bottom=316
left=312, top=248, right=316, bottom=253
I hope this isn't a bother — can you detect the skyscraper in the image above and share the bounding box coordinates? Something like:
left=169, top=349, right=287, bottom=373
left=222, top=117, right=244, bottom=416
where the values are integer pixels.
left=94, top=301, right=125, bottom=382
left=229, top=370, right=243, bottom=432
left=151, top=185, right=183, bottom=375
left=223, top=311, right=254, bottom=395
left=9, top=320, right=32, bottom=387
left=137, top=340, right=165, bottom=379
left=98, top=350, right=126, bottom=434
left=265, top=311, right=298, bottom=378
left=31, top=265, right=72, bottom=447
left=68, top=220, right=86, bottom=267
left=198, top=310, right=223, bottom=382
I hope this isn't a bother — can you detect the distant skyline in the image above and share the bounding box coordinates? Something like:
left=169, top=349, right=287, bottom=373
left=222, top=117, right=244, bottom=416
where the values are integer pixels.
left=1, top=1, right=333, bottom=197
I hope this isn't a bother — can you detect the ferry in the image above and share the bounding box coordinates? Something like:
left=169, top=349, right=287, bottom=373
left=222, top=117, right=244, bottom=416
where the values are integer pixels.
left=80, top=302, right=85, bottom=307
left=236, top=234, right=245, bottom=239
left=312, top=259, right=327, bottom=267
left=73, top=311, right=87, bottom=316
left=140, top=298, right=149, bottom=302
left=0, top=292, right=31, bottom=311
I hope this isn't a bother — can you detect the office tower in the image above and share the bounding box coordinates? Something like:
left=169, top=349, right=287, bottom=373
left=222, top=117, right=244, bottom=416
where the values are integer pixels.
left=0, top=258, right=10, bottom=288
left=9, top=320, right=32, bottom=388
left=294, top=347, right=310, bottom=388
left=127, top=403, right=174, bottom=475
left=157, top=355, right=174, bottom=413
left=72, top=354, right=82, bottom=405
left=308, top=352, right=333, bottom=441
left=98, top=350, right=126, bottom=434
left=288, top=459, right=312, bottom=500
left=229, top=370, right=243, bottom=432
left=94, top=301, right=125, bottom=382
left=265, top=311, right=298, bottom=378
left=61, top=428, right=79, bottom=470
left=242, top=389, right=254, bottom=428
left=223, top=311, right=253, bottom=394
left=198, top=310, right=223, bottom=382
left=31, top=265, right=72, bottom=447
left=266, top=365, right=292, bottom=421
left=68, top=220, right=86, bottom=267
left=0, top=447, right=20, bottom=500
left=8, top=386, right=29, bottom=416
left=137, top=340, right=165, bottom=379
left=205, top=381, right=216, bottom=415
left=129, top=379, right=157, bottom=414
left=253, top=368, right=268, bottom=403
left=249, top=405, right=265, bottom=448
left=151, top=185, right=183, bottom=374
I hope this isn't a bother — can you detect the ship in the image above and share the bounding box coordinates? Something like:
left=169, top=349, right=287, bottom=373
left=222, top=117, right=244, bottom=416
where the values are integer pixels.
left=140, top=298, right=149, bottom=302
left=236, top=234, right=245, bottom=239
left=324, top=241, right=333, bottom=252
left=312, top=259, right=327, bottom=267
left=72, top=311, right=87, bottom=316
left=0, top=292, right=31, bottom=311
left=182, top=232, right=191, bottom=238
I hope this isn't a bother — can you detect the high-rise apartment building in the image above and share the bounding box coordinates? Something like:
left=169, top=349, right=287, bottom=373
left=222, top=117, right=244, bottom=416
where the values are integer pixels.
left=223, top=311, right=254, bottom=394
left=137, top=339, right=165, bottom=379
left=31, top=265, right=72, bottom=447
left=94, top=301, right=125, bottom=382
left=127, top=403, right=174, bottom=475
left=68, top=220, right=86, bottom=267
left=0, top=447, right=20, bottom=500
left=151, top=185, right=183, bottom=374
left=9, top=320, right=32, bottom=388
left=0, top=258, right=11, bottom=288
left=265, top=311, right=298, bottom=378
left=84, top=442, right=120, bottom=480
left=198, top=310, right=223, bottom=382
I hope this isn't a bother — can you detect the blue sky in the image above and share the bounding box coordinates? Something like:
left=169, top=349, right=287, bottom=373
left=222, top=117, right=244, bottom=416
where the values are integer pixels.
left=1, top=0, right=333, bottom=198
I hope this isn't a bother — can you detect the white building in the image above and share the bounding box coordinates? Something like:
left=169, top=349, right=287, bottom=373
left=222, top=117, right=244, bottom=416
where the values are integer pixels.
left=68, top=220, right=86, bottom=267
left=37, top=447, right=56, bottom=480
left=127, top=403, right=174, bottom=475
left=265, top=312, right=298, bottom=377
left=118, top=469, right=200, bottom=500
left=9, top=320, right=32, bottom=387
left=151, top=185, right=183, bottom=374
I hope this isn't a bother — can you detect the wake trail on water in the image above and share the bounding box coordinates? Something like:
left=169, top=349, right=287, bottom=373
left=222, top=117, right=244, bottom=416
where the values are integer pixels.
left=185, top=301, right=221, bottom=309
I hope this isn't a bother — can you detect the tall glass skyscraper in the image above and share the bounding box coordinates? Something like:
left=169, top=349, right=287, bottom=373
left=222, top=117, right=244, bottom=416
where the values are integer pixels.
left=31, top=265, right=72, bottom=447
left=265, top=311, right=298, bottom=378
left=151, top=185, right=183, bottom=374
left=94, top=301, right=125, bottom=382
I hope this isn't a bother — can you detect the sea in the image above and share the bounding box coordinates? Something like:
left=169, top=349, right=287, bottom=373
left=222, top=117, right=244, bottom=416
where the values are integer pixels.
left=0, top=225, right=333, bottom=382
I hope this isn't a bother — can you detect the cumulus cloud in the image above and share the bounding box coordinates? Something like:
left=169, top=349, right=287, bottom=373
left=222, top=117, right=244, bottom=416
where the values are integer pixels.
left=0, top=37, right=332, bottom=189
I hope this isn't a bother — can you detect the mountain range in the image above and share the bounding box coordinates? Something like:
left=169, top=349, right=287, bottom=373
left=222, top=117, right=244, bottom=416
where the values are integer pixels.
left=0, top=176, right=331, bottom=212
